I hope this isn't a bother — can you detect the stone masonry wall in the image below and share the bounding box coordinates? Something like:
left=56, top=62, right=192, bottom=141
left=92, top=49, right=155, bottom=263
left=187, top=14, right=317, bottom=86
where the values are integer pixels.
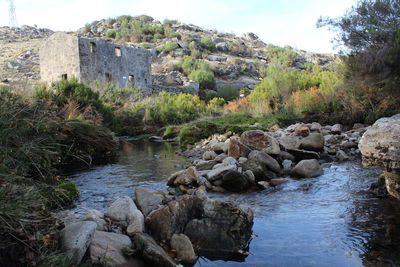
left=39, top=32, right=80, bottom=82
left=78, top=37, right=152, bottom=91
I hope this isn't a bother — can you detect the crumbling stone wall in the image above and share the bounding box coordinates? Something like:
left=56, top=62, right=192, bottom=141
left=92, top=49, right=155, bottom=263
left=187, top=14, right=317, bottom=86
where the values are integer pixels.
left=40, top=32, right=80, bottom=83
left=40, top=32, right=152, bottom=92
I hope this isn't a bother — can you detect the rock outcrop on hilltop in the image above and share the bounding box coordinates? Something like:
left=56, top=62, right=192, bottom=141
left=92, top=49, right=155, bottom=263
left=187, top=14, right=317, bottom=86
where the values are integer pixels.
left=359, top=114, right=400, bottom=199
left=1, top=16, right=338, bottom=93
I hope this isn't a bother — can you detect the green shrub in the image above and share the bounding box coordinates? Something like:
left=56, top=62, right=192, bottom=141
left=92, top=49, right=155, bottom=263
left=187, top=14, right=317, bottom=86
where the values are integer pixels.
left=217, top=85, right=240, bottom=102
left=47, top=180, right=80, bottom=207
left=204, top=90, right=219, bottom=102
left=105, top=29, right=117, bottom=39
left=163, top=42, right=179, bottom=53
left=189, top=69, right=215, bottom=89
left=162, top=126, right=180, bottom=139
left=207, top=97, right=225, bottom=113
left=200, top=37, right=215, bottom=51
left=178, top=121, right=219, bottom=146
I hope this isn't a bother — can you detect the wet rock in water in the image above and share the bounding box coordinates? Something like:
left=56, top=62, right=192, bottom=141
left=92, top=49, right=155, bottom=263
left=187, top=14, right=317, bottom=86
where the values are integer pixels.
left=227, top=138, right=252, bottom=159
left=244, top=170, right=256, bottom=185
left=133, top=233, right=176, bottom=267
left=336, top=149, right=349, bottom=162
left=282, top=159, right=292, bottom=173
left=287, top=148, right=320, bottom=161
left=221, top=170, right=250, bottom=192
left=330, top=124, right=343, bottom=134
left=295, top=125, right=310, bottom=137
left=149, top=136, right=164, bottom=142
left=61, top=221, right=97, bottom=265
left=167, top=170, right=185, bottom=186
left=184, top=199, right=253, bottom=255
left=240, top=130, right=280, bottom=155
left=203, top=151, right=218, bottom=160
left=248, top=150, right=281, bottom=173
left=359, top=114, right=400, bottom=199
left=135, top=187, right=165, bottom=217
left=90, top=231, right=134, bottom=266
left=238, top=157, right=248, bottom=164
left=299, top=133, right=325, bottom=152
left=213, top=142, right=228, bottom=154
left=270, top=178, right=289, bottom=186
left=146, top=195, right=203, bottom=242
left=291, top=159, right=323, bottom=178
left=258, top=181, right=270, bottom=189
left=173, top=167, right=199, bottom=186
left=195, top=160, right=218, bottom=171
left=170, top=233, right=197, bottom=264
left=79, top=210, right=106, bottom=231
left=206, top=165, right=237, bottom=182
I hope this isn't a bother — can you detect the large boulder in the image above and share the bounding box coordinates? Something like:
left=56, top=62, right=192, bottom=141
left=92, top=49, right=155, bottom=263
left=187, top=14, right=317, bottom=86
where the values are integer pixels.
left=220, top=170, right=250, bottom=192
left=60, top=221, right=97, bottom=265
left=248, top=150, right=281, bottom=173
left=206, top=165, right=237, bottom=182
left=359, top=114, right=400, bottom=199
left=227, top=138, right=252, bottom=159
left=135, top=187, right=165, bottom=217
left=173, top=167, right=199, bottom=186
left=146, top=194, right=253, bottom=255
left=240, top=130, right=280, bottom=155
left=299, top=133, right=325, bottom=152
left=291, top=159, right=323, bottom=178
left=184, top=199, right=253, bottom=255
left=90, top=231, right=134, bottom=266
left=133, top=233, right=176, bottom=267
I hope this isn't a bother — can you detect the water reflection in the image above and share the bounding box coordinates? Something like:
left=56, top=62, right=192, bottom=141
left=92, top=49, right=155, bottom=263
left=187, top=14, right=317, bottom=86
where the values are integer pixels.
left=69, top=142, right=400, bottom=267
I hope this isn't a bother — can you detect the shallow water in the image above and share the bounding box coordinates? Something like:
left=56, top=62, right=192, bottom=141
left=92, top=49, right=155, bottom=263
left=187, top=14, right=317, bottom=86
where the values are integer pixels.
left=70, top=141, right=400, bottom=267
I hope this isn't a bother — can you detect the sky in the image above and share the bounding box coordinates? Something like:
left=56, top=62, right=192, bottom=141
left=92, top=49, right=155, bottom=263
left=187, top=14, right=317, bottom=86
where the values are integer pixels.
left=0, top=0, right=357, bottom=53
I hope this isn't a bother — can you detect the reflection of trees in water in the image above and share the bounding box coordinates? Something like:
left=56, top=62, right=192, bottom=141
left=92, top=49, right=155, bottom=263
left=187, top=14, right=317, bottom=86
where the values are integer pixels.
left=354, top=196, right=400, bottom=267
left=118, top=140, right=186, bottom=181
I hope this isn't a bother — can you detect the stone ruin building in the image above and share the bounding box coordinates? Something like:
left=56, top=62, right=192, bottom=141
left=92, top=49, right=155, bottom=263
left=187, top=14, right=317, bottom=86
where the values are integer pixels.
left=39, top=32, right=152, bottom=92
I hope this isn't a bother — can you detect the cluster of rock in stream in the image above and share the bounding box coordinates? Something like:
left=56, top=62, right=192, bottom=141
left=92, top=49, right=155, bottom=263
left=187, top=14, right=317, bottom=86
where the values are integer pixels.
left=57, top=116, right=400, bottom=266
left=169, top=122, right=366, bottom=193
left=59, top=187, right=253, bottom=266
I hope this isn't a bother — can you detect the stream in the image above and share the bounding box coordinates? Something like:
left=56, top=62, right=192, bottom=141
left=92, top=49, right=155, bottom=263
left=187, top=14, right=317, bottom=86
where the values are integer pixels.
left=69, top=141, right=400, bottom=267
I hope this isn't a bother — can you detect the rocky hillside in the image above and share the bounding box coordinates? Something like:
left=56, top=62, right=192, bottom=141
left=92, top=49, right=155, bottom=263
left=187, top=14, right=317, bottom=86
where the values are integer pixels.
left=0, top=15, right=338, bottom=92
left=0, top=25, right=53, bottom=91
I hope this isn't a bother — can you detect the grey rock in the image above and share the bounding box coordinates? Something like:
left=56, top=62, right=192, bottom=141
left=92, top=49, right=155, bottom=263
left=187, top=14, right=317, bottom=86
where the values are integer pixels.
left=170, top=234, right=197, bottom=264
left=195, top=160, right=218, bottom=171
left=213, top=142, right=229, bottom=154
left=291, top=159, right=323, bottom=178
left=105, top=196, right=138, bottom=222
left=331, top=124, right=343, bottom=134
left=90, top=231, right=133, bottom=266
left=206, top=165, right=237, bottom=182
left=336, top=150, right=349, bottom=162
left=203, top=151, right=218, bottom=160
left=126, top=209, right=145, bottom=236
left=79, top=210, right=106, bottom=231
left=135, top=187, right=165, bottom=216
left=299, top=133, right=325, bottom=152
left=222, top=156, right=238, bottom=166
left=248, top=150, right=281, bottom=173
left=61, top=221, right=97, bottom=265
left=133, top=233, right=176, bottom=267
left=214, top=153, right=228, bottom=162
left=221, top=170, right=250, bottom=192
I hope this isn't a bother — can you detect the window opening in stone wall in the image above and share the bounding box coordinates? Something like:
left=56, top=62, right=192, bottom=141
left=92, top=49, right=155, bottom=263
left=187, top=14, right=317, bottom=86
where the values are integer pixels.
left=115, top=47, right=121, bottom=57
left=129, top=75, right=135, bottom=86
left=61, top=74, right=68, bottom=80
left=105, top=73, right=112, bottom=83
left=90, top=42, right=96, bottom=53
